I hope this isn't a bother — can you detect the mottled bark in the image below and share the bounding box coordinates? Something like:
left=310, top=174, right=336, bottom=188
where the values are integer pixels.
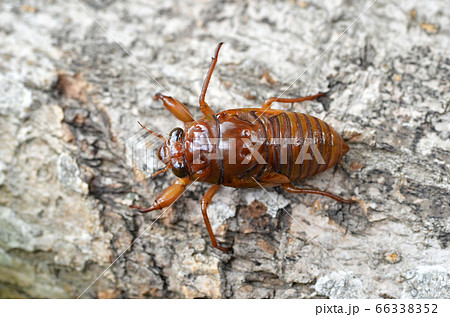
left=0, top=0, right=448, bottom=298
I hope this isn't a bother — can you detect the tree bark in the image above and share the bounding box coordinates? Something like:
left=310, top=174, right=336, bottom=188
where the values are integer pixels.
left=0, top=0, right=448, bottom=298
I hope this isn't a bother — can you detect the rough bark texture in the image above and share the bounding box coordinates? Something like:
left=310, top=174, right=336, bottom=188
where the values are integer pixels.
left=0, top=0, right=449, bottom=299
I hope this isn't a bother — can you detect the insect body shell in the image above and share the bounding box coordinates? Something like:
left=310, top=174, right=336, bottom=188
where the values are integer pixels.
left=183, top=108, right=349, bottom=188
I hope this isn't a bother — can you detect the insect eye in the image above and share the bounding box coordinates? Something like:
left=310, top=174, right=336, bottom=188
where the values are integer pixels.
left=169, top=127, right=184, bottom=141
left=158, top=146, right=170, bottom=164
left=172, top=161, right=188, bottom=178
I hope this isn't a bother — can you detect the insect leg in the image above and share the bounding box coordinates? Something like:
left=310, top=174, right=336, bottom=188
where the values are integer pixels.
left=201, top=184, right=231, bottom=252
left=153, top=93, right=195, bottom=123
left=131, top=177, right=192, bottom=212
left=261, top=93, right=325, bottom=110
left=281, top=183, right=354, bottom=204
left=199, top=42, right=224, bottom=117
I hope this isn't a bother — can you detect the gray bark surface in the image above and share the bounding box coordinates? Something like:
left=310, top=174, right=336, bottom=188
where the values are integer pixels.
left=0, top=0, right=449, bottom=298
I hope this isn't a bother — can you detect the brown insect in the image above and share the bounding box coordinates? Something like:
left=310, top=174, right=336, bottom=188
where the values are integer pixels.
left=131, top=43, right=353, bottom=252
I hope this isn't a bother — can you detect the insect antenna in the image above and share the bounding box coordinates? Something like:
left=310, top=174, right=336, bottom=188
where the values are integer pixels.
left=137, top=121, right=167, bottom=143
left=137, top=121, right=170, bottom=178
left=151, top=165, right=170, bottom=178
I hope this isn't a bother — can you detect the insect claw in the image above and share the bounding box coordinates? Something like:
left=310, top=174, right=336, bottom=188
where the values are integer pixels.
left=216, top=246, right=231, bottom=252
left=130, top=204, right=158, bottom=213
left=342, top=197, right=356, bottom=204
left=153, top=92, right=163, bottom=101
left=137, top=208, right=155, bottom=213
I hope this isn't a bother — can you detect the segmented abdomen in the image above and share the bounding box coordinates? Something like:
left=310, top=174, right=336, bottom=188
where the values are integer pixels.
left=255, top=111, right=348, bottom=182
